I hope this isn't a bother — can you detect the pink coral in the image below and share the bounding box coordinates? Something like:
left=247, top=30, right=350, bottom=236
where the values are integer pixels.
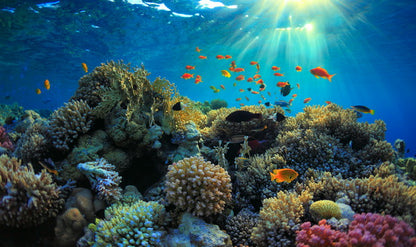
left=296, top=214, right=416, bottom=247
left=0, top=126, right=14, bottom=151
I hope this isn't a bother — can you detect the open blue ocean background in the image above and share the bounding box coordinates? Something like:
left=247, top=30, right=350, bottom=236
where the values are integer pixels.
left=0, top=0, right=415, bottom=156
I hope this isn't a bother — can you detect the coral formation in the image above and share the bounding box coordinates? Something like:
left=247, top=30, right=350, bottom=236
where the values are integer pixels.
left=49, top=99, right=93, bottom=151
left=0, top=155, right=64, bottom=228
left=225, top=208, right=258, bottom=246
left=296, top=219, right=349, bottom=247
left=0, top=125, right=13, bottom=151
left=397, top=157, right=416, bottom=181
left=309, top=200, right=341, bottom=221
left=165, top=156, right=232, bottom=217
left=89, top=199, right=165, bottom=246
left=54, top=207, right=88, bottom=247
left=77, top=158, right=122, bottom=203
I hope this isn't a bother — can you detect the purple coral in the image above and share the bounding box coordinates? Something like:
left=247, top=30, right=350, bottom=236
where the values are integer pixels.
left=0, top=125, right=14, bottom=151
left=296, top=214, right=416, bottom=247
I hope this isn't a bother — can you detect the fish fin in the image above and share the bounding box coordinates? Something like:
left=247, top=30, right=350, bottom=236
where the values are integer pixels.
left=270, top=172, right=275, bottom=181
left=370, top=109, right=375, bottom=115
left=328, top=74, right=336, bottom=82
left=314, top=75, right=319, bottom=79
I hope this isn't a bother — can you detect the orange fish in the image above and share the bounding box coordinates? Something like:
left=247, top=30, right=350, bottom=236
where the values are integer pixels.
left=255, top=79, right=264, bottom=84
left=270, top=168, right=298, bottom=183
left=230, top=61, right=236, bottom=69
left=82, top=63, right=88, bottom=73
left=256, top=63, right=260, bottom=72
left=251, top=90, right=259, bottom=94
left=267, top=92, right=271, bottom=96
left=271, top=66, right=280, bottom=71
left=225, top=55, right=232, bottom=59
left=304, top=97, right=312, bottom=103
left=250, top=61, right=258, bottom=65
left=245, top=96, right=250, bottom=101
left=277, top=81, right=289, bottom=87
left=44, top=79, right=50, bottom=90
left=239, top=89, right=245, bottom=92
left=247, top=77, right=253, bottom=82
left=195, top=75, right=202, bottom=84
left=181, top=73, right=194, bottom=79
left=221, top=70, right=231, bottom=78
left=292, top=94, right=297, bottom=98
left=325, top=101, right=332, bottom=104
left=253, top=74, right=261, bottom=79
left=295, top=66, right=302, bottom=72
left=233, top=68, right=245, bottom=72
left=199, top=55, right=207, bottom=59
left=229, top=67, right=235, bottom=72
left=185, top=65, right=195, bottom=70
left=36, top=88, right=41, bottom=94
left=258, top=100, right=262, bottom=104
left=274, top=72, right=284, bottom=76
left=220, top=84, right=226, bottom=90
left=310, top=67, right=336, bottom=82
left=296, top=83, right=300, bottom=89
left=240, top=103, right=245, bottom=106
left=236, top=97, right=242, bottom=101
left=196, top=47, right=201, bottom=52
left=288, top=98, right=294, bottom=104
left=236, top=75, right=245, bottom=81
left=216, top=55, right=225, bottom=59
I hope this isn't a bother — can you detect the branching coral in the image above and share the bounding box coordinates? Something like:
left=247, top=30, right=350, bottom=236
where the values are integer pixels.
left=89, top=199, right=165, bottom=246
left=0, top=155, right=64, bottom=228
left=251, top=190, right=313, bottom=247
left=77, top=158, right=122, bottom=204
left=164, top=156, right=232, bottom=217
left=225, top=208, right=258, bottom=246
left=49, top=99, right=93, bottom=151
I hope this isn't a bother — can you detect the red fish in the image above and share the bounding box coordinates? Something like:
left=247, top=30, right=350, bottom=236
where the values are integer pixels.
left=230, top=61, right=236, bottom=69
left=199, top=55, right=207, bottom=59
left=236, top=75, right=245, bottom=81
left=296, top=83, right=300, bottom=89
left=251, top=90, right=259, bottom=94
left=253, top=74, right=261, bottom=79
left=272, top=66, right=280, bottom=71
left=185, top=65, right=195, bottom=70
left=274, top=72, right=284, bottom=76
left=288, top=98, right=294, bottom=104
left=304, top=97, right=312, bottom=103
left=236, top=97, right=242, bottom=101
left=216, top=55, right=225, bottom=59
left=295, top=66, right=302, bottom=72
left=247, top=77, right=253, bottom=82
left=277, top=81, right=289, bottom=87
left=225, top=55, right=232, bottom=59
left=233, top=68, right=245, bottom=72
left=325, top=101, right=332, bottom=104
left=310, top=67, right=335, bottom=82
left=255, top=79, right=264, bottom=84
left=239, top=89, right=245, bottom=92
left=195, top=75, right=202, bottom=84
left=292, top=94, right=297, bottom=98
left=250, top=61, right=258, bottom=65
left=240, top=103, right=245, bottom=106
left=245, top=96, right=250, bottom=101
left=220, top=84, right=226, bottom=90
left=270, top=168, right=298, bottom=183
left=258, top=100, right=262, bottom=104
left=181, top=73, right=193, bottom=79
left=256, top=63, right=260, bottom=72
left=196, top=47, right=201, bottom=52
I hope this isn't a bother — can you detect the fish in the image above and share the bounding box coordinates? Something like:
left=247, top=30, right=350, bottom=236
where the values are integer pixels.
left=216, top=55, right=225, bottom=59
left=250, top=61, right=258, bottom=65
left=236, top=97, right=242, bottom=101
left=275, top=100, right=291, bottom=107
left=304, top=97, right=312, bottom=103
left=185, top=65, right=195, bottom=70
left=265, top=102, right=271, bottom=107
left=82, top=63, right=88, bottom=73
left=39, top=160, right=59, bottom=175
left=277, top=81, right=289, bottom=87
left=274, top=72, right=284, bottom=76
left=259, top=84, right=266, bottom=91
left=256, top=79, right=264, bottom=84
left=233, top=68, right=245, bottom=72
left=4, top=95, right=11, bottom=100
left=172, top=102, right=186, bottom=111
left=272, top=66, right=280, bottom=71
left=195, top=47, right=201, bottom=52
left=292, top=94, right=297, bottom=98
left=240, top=103, right=245, bottom=106
left=275, top=112, right=286, bottom=122
left=195, top=75, right=202, bottom=84
left=251, top=90, right=259, bottom=94
left=280, top=83, right=292, bottom=96
left=228, top=135, right=250, bottom=143
left=214, top=89, right=220, bottom=93
left=221, top=70, right=231, bottom=78
left=247, top=77, right=253, bottom=82
left=199, top=55, right=207, bottom=59
left=288, top=98, right=294, bottom=104
left=239, top=89, right=245, bottom=92
left=209, top=85, right=216, bottom=90
left=351, top=105, right=375, bottom=115
left=233, top=82, right=237, bottom=86
left=225, top=55, right=232, bottom=59
left=267, top=92, right=271, bottom=96
left=236, top=75, right=245, bottom=81
left=253, top=74, right=261, bottom=79
left=247, top=88, right=252, bottom=92
left=295, top=66, right=302, bottom=72
left=220, top=84, right=226, bottom=90
left=258, top=100, right=262, bottom=104
left=256, top=63, right=260, bottom=72
left=251, top=125, right=267, bottom=132
left=44, top=79, right=50, bottom=90
left=225, top=110, right=262, bottom=122
left=36, top=88, right=41, bottom=94
left=325, top=101, right=332, bottom=104
left=296, top=83, right=300, bottom=89
left=261, top=95, right=266, bottom=100
left=310, top=67, right=335, bottom=82
left=270, top=168, right=298, bottom=183
left=230, top=61, right=236, bottom=69
left=245, top=96, right=250, bottom=101
left=181, top=73, right=194, bottom=79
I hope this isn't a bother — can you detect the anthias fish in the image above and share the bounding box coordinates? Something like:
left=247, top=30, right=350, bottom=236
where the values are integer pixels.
left=270, top=168, right=298, bottom=183
left=310, top=67, right=335, bottom=82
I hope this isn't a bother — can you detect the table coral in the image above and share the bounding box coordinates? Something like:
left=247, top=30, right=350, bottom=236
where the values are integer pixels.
left=0, top=154, right=64, bottom=228
left=77, top=158, right=122, bottom=203
left=89, top=199, right=165, bottom=246
left=164, top=156, right=232, bottom=217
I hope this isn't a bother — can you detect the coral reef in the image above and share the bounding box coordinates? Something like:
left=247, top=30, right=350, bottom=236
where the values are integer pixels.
left=165, top=156, right=232, bottom=217
left=251, top=190, right=313, bottom=247
left=0, top=103, right=24, bottom=126
left=210, top=98, right=228, bottom=110
left=0, top=155, right=64, bottom=228
left=89, top=199, right=165, bottom=246
left=397, top=157, right=416, bottom=181
left=0, top=125, right=13, bottom=151
left=309, top=200, right=341, bottom=221
left=49, top=99, right=93, bottom=151
left=77, top=158, right=122, bottom=203
left=54, top=207, right=88, bottom=247
left=225, top=208, right=258, bottom=246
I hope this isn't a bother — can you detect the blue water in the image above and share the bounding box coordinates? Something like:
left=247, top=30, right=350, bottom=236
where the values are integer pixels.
left=0, top=0, right=415, bottom=156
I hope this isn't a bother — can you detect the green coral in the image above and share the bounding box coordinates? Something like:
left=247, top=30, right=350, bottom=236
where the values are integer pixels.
left=397, top=158, right=416, bottom=181
left=210, top=98, right=228, bottom=110
left=89, top=200, right=165, bottom=246
left=309, top=200, right=341, bottom=221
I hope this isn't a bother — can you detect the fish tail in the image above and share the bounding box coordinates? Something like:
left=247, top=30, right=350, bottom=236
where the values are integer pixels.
left=270, top=172, right=275, bottom=181
left=370, top=109, right=375, bottom=115
left=328, top=74, right=336, bottom=82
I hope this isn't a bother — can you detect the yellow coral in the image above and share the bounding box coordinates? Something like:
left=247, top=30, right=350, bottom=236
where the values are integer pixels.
left=310, top=200, right=341, bottom=220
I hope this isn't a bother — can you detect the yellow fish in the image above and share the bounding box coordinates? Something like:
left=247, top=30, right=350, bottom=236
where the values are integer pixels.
left=221, top=70, right=231, bottom=78
left=36, top=88, right=41, bottom=94
left=270, top=168, right=298, bottom=183
left=82, top=63, right=88, bottom=73
left=44, top=79, right=50, bottom=90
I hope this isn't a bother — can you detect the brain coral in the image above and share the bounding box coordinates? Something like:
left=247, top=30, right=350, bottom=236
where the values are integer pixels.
left=309, top=200, right=341, bottom=221
left=0, top=155, right=64, bottom=228
left=165, top=156, right=232, bottom=217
